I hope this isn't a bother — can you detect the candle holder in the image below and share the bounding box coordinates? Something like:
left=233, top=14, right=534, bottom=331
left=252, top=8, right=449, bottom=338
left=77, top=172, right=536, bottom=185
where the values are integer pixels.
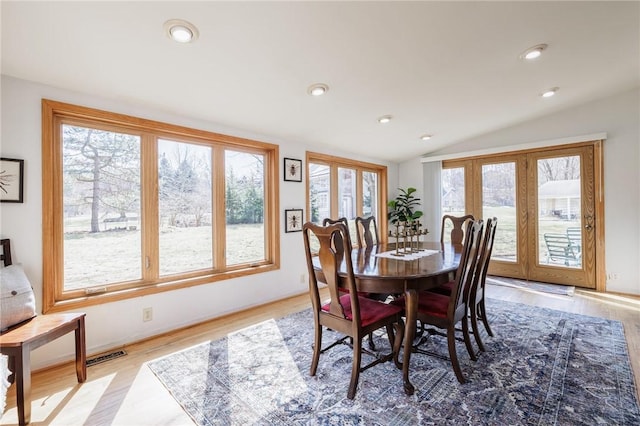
left=402, top=221, right=410, bottom=254
left=389, top=222, right=405, bottom=256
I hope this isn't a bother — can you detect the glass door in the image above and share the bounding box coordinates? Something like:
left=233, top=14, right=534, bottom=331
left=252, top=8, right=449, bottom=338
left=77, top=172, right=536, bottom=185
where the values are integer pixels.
left=444, top=142, right=601, bottom=288
left=476, top=156, right=527, bottom=278
left=527, top=146, right=596, bottom=287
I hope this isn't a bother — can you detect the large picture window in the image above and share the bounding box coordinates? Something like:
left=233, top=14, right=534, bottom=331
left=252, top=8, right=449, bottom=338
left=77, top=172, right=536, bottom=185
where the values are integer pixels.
left=43, top=100, right=279, bottom=311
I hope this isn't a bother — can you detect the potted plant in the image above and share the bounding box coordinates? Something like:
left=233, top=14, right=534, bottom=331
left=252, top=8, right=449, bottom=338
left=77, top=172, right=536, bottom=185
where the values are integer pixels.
left=387, top=187, right=424, bottom=225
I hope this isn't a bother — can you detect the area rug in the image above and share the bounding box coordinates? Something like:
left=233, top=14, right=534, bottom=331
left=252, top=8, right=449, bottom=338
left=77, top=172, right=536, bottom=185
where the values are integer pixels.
left=486, top=276, right=576, bottom=296
left=147, top=299, right=639, bottom=425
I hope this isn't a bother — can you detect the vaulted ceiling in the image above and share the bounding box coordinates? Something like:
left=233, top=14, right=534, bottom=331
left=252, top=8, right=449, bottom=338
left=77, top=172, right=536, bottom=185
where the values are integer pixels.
left=2, top=1, right=638, bottom=162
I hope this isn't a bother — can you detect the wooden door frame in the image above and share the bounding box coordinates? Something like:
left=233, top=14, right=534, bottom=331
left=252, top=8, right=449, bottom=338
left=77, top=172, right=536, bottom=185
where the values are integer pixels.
left=442, top=139, right=605, bottom=291
left=471, top=154, right=528, bottom=279
left=526, top=145, right=597, bottom=288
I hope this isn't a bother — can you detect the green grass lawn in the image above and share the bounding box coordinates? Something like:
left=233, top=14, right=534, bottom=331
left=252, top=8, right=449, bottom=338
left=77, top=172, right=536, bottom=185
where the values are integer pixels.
left=443, top=206, right=580, bottom=264
left=482, top=206, right=580, bottom=265
left=63, top=223, right=265, bottom=291
left=63, top=207, right=582, bottom=291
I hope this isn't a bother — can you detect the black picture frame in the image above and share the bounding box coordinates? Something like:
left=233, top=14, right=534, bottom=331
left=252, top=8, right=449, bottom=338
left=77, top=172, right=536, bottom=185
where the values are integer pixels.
left=284, top=157, right=302, bottom=182
left=285, top=209, right=303, bottom=232
left=0, top=158, right=24, bottom=203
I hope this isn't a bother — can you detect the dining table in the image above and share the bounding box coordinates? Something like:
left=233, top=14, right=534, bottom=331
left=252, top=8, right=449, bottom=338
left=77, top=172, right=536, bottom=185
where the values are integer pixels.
left=312, top=241, right=462, bottom=395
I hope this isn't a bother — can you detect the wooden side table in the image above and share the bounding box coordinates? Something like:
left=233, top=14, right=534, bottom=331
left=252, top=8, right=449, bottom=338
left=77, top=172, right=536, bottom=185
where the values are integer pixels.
left=0, top=313, right=86, bottom=425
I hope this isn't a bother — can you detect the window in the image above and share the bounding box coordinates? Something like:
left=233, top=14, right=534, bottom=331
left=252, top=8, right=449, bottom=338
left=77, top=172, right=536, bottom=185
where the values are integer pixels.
left=43, top=100, right=279, bottom=312
left=441, top=166, right=466, bottom=243
left=306, top=152, right=387, bottom=244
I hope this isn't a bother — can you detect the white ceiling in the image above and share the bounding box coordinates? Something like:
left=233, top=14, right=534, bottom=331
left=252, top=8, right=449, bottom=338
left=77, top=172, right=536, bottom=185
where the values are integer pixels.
left=2, top=1, right=639, bottom=163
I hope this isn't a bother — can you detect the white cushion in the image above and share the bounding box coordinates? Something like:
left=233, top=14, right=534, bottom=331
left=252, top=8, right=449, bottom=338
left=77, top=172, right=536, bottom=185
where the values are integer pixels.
left=0, top=264, right=37, bottom=331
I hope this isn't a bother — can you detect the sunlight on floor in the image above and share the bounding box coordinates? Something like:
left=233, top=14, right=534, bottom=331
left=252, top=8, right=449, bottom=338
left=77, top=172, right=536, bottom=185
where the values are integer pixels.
left=486, top=282, right=574, bottom=301
left=228, top=318, right=307, bottom=423
left=1, top=373, right=115, bottom=425
left=111, top=366, right=190, bottom=426
left=575, top=291, right=640, bottom=312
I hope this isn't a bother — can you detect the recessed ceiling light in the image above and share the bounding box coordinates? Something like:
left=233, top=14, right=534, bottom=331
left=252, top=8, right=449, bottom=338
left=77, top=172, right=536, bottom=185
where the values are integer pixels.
left=420, top=134, right=432, bottom=141
left=520, top=43, right=548, bottom=60
left=377, top=115, right=392, bottom=124
left=307, top=83, right=329, bottom=96
left=164, top=19, right=199, bottom=43
left=541, top=87, right=559, bottom=98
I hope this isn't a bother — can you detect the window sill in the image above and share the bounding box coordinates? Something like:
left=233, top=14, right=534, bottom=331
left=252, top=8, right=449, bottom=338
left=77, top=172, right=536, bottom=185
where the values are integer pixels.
left=43, top=263, right=279, bottom=313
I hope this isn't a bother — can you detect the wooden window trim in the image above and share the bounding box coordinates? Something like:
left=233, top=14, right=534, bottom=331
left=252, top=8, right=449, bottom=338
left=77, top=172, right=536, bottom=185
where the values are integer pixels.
left=305, top=151, right=388, bottom=240
left=42, top=99, right=280, bottom=313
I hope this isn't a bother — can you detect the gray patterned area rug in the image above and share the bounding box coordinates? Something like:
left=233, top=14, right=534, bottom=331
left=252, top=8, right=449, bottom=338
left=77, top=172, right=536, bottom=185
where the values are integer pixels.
left=147, top=299, right=639, bottom=425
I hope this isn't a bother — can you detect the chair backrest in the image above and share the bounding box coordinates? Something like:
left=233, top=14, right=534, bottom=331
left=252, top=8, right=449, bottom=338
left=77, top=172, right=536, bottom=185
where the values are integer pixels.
left=471, top=217, right=498, bottom=298
left=441, top=214, right=475, bottom=244
left=322, top=217, right=349, bottom=255
left=355, top=216, right=379, bottom=248
left=448, top=219, right=483, bottom=320
left=303, top=221, right=361, bottom=326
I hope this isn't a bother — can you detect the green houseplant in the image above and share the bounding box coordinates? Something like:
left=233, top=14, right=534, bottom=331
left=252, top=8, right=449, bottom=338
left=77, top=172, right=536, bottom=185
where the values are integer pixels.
left=387, top=187, right=424, bottom=225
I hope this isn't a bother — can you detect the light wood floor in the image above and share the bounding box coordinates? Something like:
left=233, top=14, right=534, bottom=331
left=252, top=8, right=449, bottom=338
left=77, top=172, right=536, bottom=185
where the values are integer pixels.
left=1, top=282, right=639, bottom=425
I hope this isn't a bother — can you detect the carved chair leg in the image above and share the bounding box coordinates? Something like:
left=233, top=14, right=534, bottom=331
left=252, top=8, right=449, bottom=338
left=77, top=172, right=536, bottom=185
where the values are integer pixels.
left=447, top=326, right=465, bottom=384
left=461, top=315, right=477, bottom=362
left=310, top=324, right=322, bottom=376
left=470, top=302, right=486, bottom=352
left=385, top=324, right=395, bottom=348
left=367, top=333, right=376, bottom=350
left=348, top=337, right=363, bottom=400
left=392, top=321, right=404, bottom=369
left=479, top=298, right=494, bottom=337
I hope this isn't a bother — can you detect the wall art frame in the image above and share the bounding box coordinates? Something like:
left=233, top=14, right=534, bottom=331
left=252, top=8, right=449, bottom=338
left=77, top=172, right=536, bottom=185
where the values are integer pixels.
left=0, top=158, right=24, bottom=203
left=283, top=157, right=302, bottom=182
left=285, top=208, right=303, bottom=232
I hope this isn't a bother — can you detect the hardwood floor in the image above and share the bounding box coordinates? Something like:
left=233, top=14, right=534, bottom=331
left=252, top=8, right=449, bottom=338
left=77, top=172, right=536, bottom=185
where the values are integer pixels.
left=1, top=282, right=639, bottom=425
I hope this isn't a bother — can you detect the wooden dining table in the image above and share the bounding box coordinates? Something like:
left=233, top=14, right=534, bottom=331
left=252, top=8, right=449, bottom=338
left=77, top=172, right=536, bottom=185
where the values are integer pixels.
left=312, top=241, right=461, bottom=395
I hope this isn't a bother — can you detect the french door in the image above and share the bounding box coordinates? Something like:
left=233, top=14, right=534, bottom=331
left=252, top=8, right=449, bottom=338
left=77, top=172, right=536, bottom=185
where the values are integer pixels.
left=445, top=141, right=602, bottom=288
left=525, top=146, right=596, bottom=287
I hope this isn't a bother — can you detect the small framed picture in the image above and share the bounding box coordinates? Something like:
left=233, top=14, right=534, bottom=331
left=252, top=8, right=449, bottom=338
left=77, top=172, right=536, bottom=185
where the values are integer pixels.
left=285, top=209, right=303, bottom=233
left=0, top=158, right=24, bottom=203
left=284, top=157, right=302, bottom=182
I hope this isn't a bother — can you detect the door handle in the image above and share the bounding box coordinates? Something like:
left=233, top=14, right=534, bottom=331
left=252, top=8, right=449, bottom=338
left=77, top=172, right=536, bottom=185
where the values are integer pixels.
left=584, top=214, right=594, bottom=231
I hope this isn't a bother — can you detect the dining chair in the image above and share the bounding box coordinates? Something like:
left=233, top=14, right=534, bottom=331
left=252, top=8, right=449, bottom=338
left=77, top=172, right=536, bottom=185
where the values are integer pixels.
left=324, top=217, right=380, bottom=348
left=355, top=216, right=379, bottom=248
left=428, top=218, right=498, bottom=354
left=322, top=217, right=349, bottom=254
left=303, top=221, right=405, bottom=399
left=440, top=214, right=475, bottom=244
left=393, top=219, right=483, bottom=383
left=437, top=214, right=475, bottom=289
left=467, top=217, right=498, bottom=352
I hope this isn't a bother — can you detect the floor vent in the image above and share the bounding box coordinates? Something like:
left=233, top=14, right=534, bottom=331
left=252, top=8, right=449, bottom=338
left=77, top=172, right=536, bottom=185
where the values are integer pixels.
left=86, top=349, right=127, bottom=367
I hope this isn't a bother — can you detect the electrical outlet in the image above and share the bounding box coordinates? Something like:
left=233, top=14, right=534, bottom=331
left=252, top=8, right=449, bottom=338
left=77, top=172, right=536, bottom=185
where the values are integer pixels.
left=607, top=272, right=619, bottom=281
left=300, top=273, right=306, bottom=284
left=142, top=307, right=153, bottom=322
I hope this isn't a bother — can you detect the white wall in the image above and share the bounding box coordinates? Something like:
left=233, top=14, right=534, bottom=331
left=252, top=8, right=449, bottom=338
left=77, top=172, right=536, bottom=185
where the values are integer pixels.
left=398, top=87, right=640, bottom=295
left=0, top=75, right=398, bottom=369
